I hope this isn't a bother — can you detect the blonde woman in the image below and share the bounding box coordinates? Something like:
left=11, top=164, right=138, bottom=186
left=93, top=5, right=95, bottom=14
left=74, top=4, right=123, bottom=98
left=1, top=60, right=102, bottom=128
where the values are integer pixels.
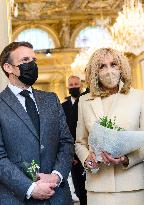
left=75, top=48, right=144, bottom=205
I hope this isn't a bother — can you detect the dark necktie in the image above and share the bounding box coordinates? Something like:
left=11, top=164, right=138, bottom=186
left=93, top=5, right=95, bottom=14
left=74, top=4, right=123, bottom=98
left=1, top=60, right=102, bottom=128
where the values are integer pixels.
left=20, top=90, right=40, bottom=136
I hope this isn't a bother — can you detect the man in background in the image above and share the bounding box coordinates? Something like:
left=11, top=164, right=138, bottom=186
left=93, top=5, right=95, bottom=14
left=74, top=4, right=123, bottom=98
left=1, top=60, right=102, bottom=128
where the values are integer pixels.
left=62, top=75, right=87, bottom=205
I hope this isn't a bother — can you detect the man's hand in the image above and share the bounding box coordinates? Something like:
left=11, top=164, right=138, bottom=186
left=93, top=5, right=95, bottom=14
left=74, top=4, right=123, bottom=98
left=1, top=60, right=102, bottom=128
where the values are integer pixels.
left=101, top=151, right=129, bottom=166
left=37, top=173, right=60, bottom=185
left=31, top=180, right=56, bottom=200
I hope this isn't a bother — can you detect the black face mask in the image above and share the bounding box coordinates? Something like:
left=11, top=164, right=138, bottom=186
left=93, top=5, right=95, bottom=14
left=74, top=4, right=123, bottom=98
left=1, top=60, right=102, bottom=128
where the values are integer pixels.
left=17, top=61, right=38, bottom=85
left=69, top=87, right=80, bottom=98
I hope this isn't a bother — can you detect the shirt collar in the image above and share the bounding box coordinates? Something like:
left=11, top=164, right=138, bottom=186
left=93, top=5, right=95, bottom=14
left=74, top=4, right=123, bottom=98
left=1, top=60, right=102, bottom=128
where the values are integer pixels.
left=71, top=96, right=75, bottom=105
left=8, top=83, right=33, bottom=96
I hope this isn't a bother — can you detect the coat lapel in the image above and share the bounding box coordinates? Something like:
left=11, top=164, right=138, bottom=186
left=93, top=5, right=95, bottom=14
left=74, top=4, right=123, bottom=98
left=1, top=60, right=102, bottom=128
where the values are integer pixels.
left=67, top=98, right=73, bottom=109
left=107, top=93, right=120, bottom=119
left=90, top=97, right=104, bottom=120
left=0, top=86, right=39, bottom=140
left=65, top=96, right=73, bottom=109
left=33, top=90, right=47, bottom=141
left=89, top=93, right=120, bottom=120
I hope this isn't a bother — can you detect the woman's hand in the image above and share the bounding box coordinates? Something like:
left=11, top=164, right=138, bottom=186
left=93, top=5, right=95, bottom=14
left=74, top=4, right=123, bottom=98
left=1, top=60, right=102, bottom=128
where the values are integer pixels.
left=84, top=152, right=100, bottom=169
left=101, top=151, right=129, bottom=166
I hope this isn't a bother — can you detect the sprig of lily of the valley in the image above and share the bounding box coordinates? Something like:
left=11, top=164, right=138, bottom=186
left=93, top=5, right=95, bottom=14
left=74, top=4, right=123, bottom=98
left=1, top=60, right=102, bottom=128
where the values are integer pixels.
left=22, top=160, right=40, bottom=182
left=99, top=116, right=125, bottom=131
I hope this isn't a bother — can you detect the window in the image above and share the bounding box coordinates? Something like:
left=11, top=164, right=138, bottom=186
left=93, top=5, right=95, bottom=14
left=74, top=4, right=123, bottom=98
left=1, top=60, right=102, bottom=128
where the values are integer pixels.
left=15, top=28, right=55, bottom=50
left=75, top=26, right=113, bottom=48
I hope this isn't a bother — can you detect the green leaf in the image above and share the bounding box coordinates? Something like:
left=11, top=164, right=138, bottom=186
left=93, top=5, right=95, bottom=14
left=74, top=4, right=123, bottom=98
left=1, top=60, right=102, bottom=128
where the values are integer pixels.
left=99, top=116, right=124, bottom=131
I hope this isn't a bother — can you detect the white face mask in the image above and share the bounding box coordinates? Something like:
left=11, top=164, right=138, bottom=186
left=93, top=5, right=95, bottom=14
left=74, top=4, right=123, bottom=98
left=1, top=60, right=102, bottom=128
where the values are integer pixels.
left=99, top=69, right=120, bottom=89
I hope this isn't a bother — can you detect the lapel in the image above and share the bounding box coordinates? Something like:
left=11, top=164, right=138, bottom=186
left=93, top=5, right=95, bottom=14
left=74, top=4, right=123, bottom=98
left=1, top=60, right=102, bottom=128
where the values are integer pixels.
left=90, top=93, right=120, bottom=120
left=67, top=97, right=73, bottom=108
left=65, top=96, right=73, bottom=109
left=90, top=97, right=104, bottom=120
left=33, top=89, right=47, bottom=141
left=0, top=86, right=39, bottom=140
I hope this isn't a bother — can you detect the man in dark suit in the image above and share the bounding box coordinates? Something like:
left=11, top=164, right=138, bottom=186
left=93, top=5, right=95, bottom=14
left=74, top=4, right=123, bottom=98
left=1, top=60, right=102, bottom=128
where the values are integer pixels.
left=0, top=41, right=74, bottom=205
left=62, top=76, right=87, bottom=205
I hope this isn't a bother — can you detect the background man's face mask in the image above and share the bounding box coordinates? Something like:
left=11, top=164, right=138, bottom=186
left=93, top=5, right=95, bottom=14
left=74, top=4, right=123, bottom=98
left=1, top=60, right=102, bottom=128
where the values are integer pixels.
left=17, top=61, right=38, bottom=86
left=69, top=87, right=80, bottom=98
left=98, top=68, right=121, bottom=89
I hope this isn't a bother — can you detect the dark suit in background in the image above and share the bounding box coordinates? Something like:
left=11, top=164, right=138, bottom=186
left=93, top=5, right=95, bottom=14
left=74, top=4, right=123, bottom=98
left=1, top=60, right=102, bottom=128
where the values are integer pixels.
left=62, top=96, right=87, bottom=205
left=0, top=87, right=74, bottom=205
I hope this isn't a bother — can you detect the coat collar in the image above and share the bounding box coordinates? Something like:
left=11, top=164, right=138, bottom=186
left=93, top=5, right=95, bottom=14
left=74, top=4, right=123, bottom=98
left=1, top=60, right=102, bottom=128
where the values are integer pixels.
left=83, top=92, right=120, bottom=120
left=0, top=86, right=40, bottom=140
left=90, top=94, right=119, bottom=120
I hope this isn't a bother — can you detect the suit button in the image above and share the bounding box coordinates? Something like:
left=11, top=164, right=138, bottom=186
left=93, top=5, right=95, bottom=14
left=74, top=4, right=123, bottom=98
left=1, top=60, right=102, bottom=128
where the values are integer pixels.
left=40, top=145, right=44, bottom=149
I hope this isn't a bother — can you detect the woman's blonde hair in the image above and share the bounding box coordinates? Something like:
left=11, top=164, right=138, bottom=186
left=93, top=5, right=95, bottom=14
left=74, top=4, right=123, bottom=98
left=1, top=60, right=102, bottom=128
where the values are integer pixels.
left=85, top=48, right=131, bottom=97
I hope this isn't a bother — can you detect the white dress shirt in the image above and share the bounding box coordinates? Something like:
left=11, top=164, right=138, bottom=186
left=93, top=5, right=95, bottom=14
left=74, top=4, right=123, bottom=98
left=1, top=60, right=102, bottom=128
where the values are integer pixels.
left=8, top=83, right=38, bottom=111
left=8, top=83, right=63, bottom=199
left=71, top=96, right=76, bottom=105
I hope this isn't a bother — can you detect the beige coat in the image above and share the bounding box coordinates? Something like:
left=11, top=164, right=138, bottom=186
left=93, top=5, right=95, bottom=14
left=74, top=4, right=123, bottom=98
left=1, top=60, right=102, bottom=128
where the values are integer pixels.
left=75, top=88, right=144, bottom=193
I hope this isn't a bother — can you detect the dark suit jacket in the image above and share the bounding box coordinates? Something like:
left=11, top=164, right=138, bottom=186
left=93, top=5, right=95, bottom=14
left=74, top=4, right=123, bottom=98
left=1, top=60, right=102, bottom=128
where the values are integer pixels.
left=0, top=86, right=74, bottom=205
left=62, top=97, right=79, bottom=161
left=62, top=97, right=78, bottom=141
